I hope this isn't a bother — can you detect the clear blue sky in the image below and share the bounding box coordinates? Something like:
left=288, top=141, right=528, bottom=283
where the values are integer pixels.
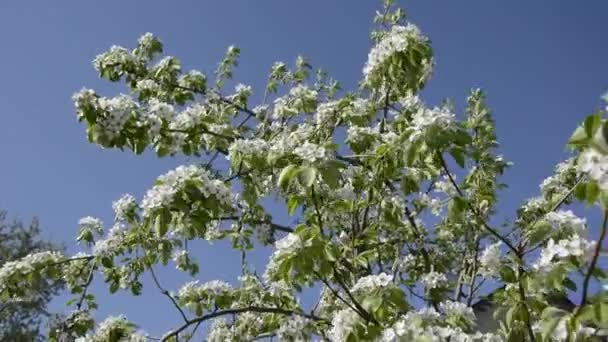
left=1, top=0, right=607, bottom=337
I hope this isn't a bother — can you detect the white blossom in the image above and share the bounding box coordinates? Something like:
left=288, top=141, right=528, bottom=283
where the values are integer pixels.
left=78, top=216, right=104, bottom=235
left=351, top=273, right=393, bottom=292
left=141, top=165, right=233, bottom=216
left=421, top=271, right=447, bottom=289
left=363, top=24, right=428, bottom=81
left=479, top=242, right=502, bottom=276
left=329, top=308, right=360, bottom=342
left=294, top=141, right=330, bottom=163
left=533, top=235, right=595, bottom=273
left=578, top=148, right=608, bottom=190
left=92, top=223, right=127, bottom=257
left=97, top=95, right=138, bottom=139
left=112, top=194, right=137, bottom=221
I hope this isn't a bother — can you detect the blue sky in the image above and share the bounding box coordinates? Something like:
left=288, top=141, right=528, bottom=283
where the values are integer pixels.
left=1, top=0, right=607, bottom=337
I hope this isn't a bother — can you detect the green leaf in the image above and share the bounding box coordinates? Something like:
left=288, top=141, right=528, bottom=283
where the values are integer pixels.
left=586, top=181, right=600, bottom=205
left=568, top=125, right=587, bottom=145
left=584, top=114, right=601, bottom=138
left=449, top=147, right=466, bottom=168
left=155, top=210, right=170, bottom=237
left=320, top=165, right=341, bottom=188
left=100, top=256, right=113, bottom=268
left=499, top=266, right=517, bottom=283
left=278, top=165, right=299, bottom=191
left=287, top=196, right=300, bottom=215
left=297, top=166, right=317, bottom=188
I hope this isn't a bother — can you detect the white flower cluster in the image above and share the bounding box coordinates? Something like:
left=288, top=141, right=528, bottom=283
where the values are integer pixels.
left=97, top=95, right=138, bottom=139
left=92, top=223, right=127, bottom=257
left=409, top=106, right=455, bottom=141
left=418, top=193, right=442, bottom=216
left=234, top=83, right=252, bottom=97
left=82, top=315, right=143, bottom=342
left=545, top=210, right=586, bottom=235
left=533, top=235, right=595, bottom=273
left=329, top=308, right=360, bottom=342
left=350, top=272, right=393, bottom=292
left=315, top=100, right=339, bottom=125
left=93, top=45, right=134, bottom=73
left=479, top=242, right=502, bottom=277
left=78, top=216, right=104, bottom=235
left=136, top=79, right=159, bottom=92
left=273, top=85, right=318, bottom=118
left=177, top=280, right=233, bottom=310
left=439, top=300, right=476, bottom=323
left=421, top=271, right=447, bottom=289
left=294, top=141, right=330, bottom=163
left=0, top=251, right=64, bottom=292
left=277, top=316, right=310, bottom=341
left=72, top=88, right=97, bottom=110
left=228, top=138, right=269, bottom=160
left=379, top=305, right=499, bottom=342
left=346, top=126, right=378, bottom=144
left=539, top=158, right=575, bottom=198
left=578, top=148, right=608, bottom=190
left=207, top=318, right=234, bottom=342
left=112, top=194, right=137, bottom=221
left=264, top=233, right=303, bottom=281
left=141, top=165, right=233, bottom=216
left=363, top=24, right=429, bottom=81
left=532, top=318, right=596, bottom=341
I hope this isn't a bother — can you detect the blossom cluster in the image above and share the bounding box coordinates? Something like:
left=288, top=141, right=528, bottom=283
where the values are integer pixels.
left=141, top=165, right=234, bottom=216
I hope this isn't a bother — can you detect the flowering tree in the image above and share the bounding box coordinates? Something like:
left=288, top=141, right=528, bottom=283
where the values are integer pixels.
left=1, top=1, right=607, bottom=341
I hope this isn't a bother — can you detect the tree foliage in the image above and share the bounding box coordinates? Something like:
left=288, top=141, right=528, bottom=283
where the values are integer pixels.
left=2, top=1, right=607, bottom=341
left=0, top=210, right=63, bottom=341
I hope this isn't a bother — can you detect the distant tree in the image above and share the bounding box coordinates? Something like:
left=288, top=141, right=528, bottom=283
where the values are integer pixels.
left=0, top=210, right=63, bottom=341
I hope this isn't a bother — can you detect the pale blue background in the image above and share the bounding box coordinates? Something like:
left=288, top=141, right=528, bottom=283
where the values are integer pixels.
left=0, top=0, right=606, bottom=337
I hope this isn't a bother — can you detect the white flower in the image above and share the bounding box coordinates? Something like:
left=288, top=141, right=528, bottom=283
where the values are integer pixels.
left=90, top=315, right=136, bottom=342
left=409, top=106, right=454, bottom=141
left=578, top=148, right=608, bottom=190
left=479, top=242, right=502, bottom=276
left=97, top=95, right=138, bottom=139
left=228, top=138, right=269, bottom=160
left=78, top=216, right=104, bottom=235
left=351, top=273, right=394, bottom=292
left=0, top=251, right=64, bottom=293
left=364, top=24, right=428, bottom=80
left=112, top=194, right=137, bottom=221
left=421, top=271, right=447, bottom=289
left=92, top=223, right=126, bottom=257
left=136, top=79, right=159, bottom=92
left=277, top=316, right=310, bottom=341
left=545, top=210, right=586, bottom=235
left=275, top=233, right=302, bottom=253
left=534, top=235, right=595, bottom=273
left=234, top=83, right=252, bottom=97
left=439, top=300, right=476, bottom=323
left=141, top=165, right=234, bottom=217
left=329, top=308, right=359, bottom=342
left=294, top=141, right=330, bottom=163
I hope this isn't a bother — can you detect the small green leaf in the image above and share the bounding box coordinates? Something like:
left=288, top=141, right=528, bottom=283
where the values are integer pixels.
left=584, top=114, right=601, bottom=138
left=287, top=196, right=300, bottom=215
left=586, top=181, right=600, bottom=205
left=297, top=166, right=317, bottom=187
left=568, top=125, right=587, bottom=145
left=449, top=147, right=466, bottom=168
left=499, top=266, right=517, bottom=283
left=100, top=256, right=113, bottom=268
left=278, top=165, right=299, bottom=191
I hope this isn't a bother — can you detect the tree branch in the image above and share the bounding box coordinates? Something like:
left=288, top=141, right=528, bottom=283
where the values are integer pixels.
left=162, top=306, right=327, bottom=341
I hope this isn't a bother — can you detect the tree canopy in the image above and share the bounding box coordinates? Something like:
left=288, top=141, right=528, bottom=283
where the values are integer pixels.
left=1, top=1, right=607, bottom=341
